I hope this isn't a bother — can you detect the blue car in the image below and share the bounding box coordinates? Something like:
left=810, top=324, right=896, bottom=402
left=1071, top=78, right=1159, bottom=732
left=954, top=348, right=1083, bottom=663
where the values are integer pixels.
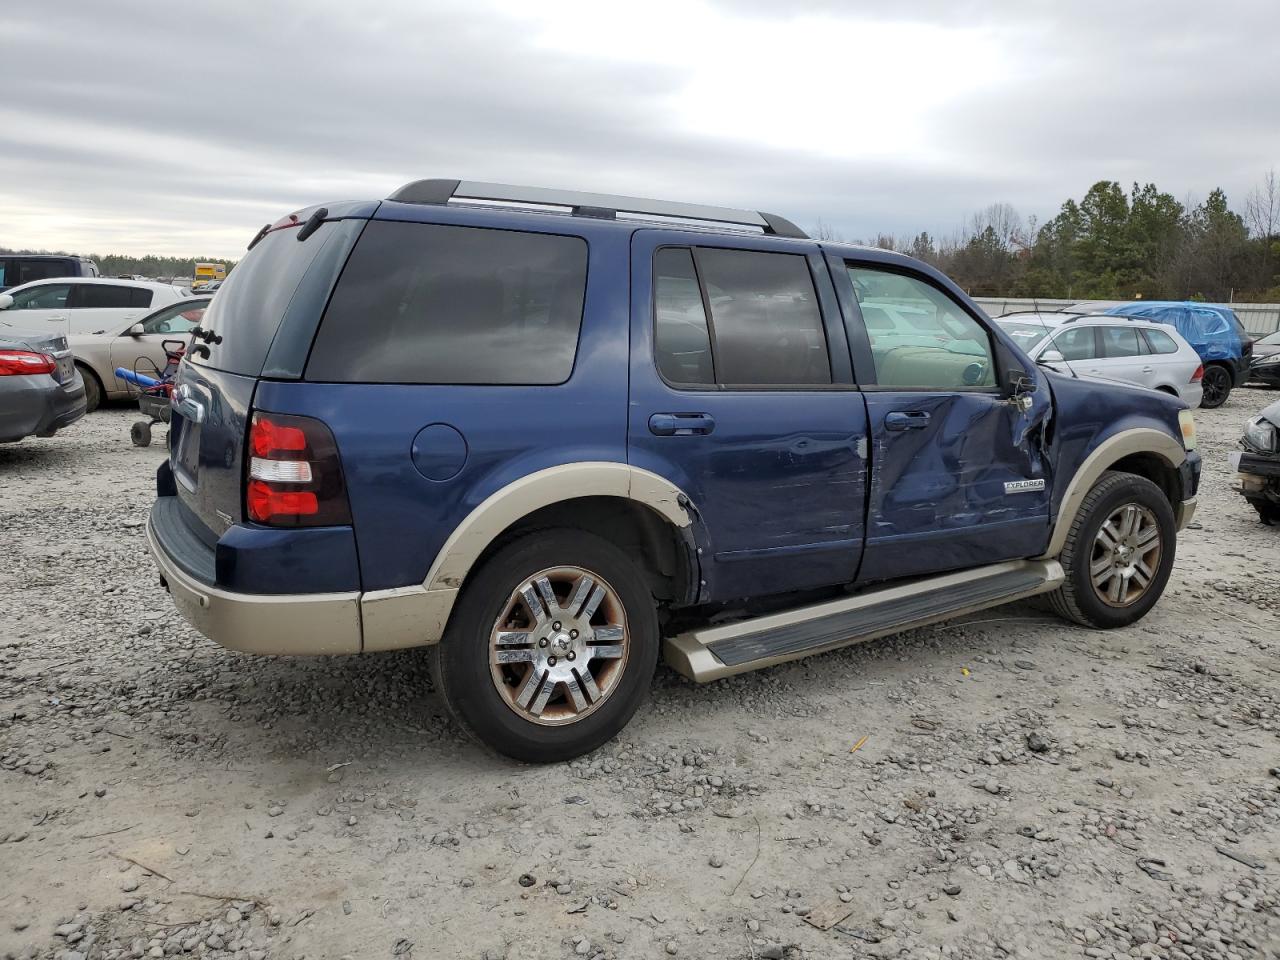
left=1101, top=301, right=1253, bottom=408
left=147, top=180, right=1201, bottom=761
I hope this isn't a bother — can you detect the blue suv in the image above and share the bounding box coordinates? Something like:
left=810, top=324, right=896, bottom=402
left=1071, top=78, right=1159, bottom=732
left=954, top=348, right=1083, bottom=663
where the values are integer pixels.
left=148, top=179, right=1201, bottom=762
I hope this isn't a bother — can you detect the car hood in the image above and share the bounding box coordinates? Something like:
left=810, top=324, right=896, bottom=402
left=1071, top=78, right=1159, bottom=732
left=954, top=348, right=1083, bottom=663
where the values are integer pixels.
left=1258, top=397, right=1280, bottom=430
left=0, top=328, right=69, bottom=354
left=1253, top=342, right=1280, bottom=360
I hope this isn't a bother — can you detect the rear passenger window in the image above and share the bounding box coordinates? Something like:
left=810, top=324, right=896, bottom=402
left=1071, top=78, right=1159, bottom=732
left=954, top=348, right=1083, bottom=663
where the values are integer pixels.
left=654, top=248, right=714, bottom=385
left=1142, top=329, right=1180, bottom=354
left=696, top=249, right=830, bottom=385
left=653, top=247, right=830, bottom=387
left=308, top=221, right=587, bottom=385
left=19, top=259, right=72, bottom=284
left=1100, top=326, right=1141, bottom=357
left=71, top=285, right=138, bottom=309
left=129, top=288, right=154, bottom=308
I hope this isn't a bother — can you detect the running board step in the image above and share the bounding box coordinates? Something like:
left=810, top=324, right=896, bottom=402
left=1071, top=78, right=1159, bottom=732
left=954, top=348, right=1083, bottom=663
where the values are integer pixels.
left=663, top=559, right=1064, bottom=683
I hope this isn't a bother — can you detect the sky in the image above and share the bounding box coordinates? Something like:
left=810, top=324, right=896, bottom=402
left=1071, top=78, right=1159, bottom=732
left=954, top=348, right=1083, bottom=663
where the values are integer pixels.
left=2, top=0, right=1278, bottom=259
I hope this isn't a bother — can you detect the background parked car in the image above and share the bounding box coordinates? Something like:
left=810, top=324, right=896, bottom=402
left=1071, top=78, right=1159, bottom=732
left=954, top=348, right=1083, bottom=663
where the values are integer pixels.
left=1246, top=329, right=1280, bottom=388
left=996, top=312, right=1204, bottom=407
left=1101, top=302, right=1251, bottom=408
left=0, top=254, right=99, bottom=292
left=0, top=277, right=187, bottom=332
left=1231, top=396, right=1280, bottom=524
left=0, top=329, right=86, bottom=442
left=68, top=297, right=209, bottom=410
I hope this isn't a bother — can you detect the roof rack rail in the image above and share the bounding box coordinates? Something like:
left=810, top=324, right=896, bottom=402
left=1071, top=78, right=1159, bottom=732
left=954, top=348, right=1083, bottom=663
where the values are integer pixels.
left=386, top=179, right=810, bottom=240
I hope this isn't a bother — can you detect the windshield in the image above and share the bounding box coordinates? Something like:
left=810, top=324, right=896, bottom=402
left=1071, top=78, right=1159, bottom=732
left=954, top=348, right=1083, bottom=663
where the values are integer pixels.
left=1258, top=330, right=1280, bottom=346
left=997, top=321, right=1053, bottom=351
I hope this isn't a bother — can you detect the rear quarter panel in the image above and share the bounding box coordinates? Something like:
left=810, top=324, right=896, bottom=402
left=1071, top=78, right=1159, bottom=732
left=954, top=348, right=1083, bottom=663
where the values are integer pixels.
left=257, top=207, right=634, bottom=592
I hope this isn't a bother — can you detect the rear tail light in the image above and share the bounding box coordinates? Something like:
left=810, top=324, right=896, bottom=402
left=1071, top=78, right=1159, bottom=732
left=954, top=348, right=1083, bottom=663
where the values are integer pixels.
left=1191, top=364, right=1204, bottom=383
left=245, top=412, right=351, bottom=526
left=0, top=350, right=56, bottom=376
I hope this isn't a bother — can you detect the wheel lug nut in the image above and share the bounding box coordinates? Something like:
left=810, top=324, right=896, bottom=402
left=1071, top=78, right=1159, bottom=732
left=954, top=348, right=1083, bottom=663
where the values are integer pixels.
left=552, top=621, right=562, bottom=631
left=548, top=656, right=557, bottom=666
left=569, top=629, right=578, bottom=639
left=538, top=638, right=549, bottom=647
left=567, top=651, right=576, bottom=661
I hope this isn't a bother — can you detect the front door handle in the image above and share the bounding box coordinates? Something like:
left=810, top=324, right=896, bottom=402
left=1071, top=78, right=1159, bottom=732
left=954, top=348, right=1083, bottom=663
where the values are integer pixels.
left=649, top=412, right=715, bottom=436
left=1141, top=366, right=1154, bottom=374
left=884, top=410, right=931, bottom=431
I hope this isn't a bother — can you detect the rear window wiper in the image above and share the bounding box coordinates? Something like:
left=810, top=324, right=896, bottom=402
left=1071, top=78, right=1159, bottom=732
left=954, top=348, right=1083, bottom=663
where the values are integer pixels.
left=296, top=207, right=329, bottom=242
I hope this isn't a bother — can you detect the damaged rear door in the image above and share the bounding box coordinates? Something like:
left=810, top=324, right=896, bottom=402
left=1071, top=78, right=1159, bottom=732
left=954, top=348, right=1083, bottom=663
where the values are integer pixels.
left=627, top=229, right=869, bottom=602
left=831, top=257, right=1053, bottom=582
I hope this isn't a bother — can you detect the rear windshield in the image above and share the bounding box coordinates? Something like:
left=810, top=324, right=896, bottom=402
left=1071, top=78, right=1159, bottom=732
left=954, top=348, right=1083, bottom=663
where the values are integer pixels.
left=190, top=223, right=338, bottom=376
left=306, top=220, right=587, bottom=385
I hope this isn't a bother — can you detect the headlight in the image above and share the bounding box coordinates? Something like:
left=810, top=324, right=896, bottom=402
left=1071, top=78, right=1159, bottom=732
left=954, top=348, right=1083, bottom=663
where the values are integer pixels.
left=1244, top=416, right=1278, bottom=452
left=1178, top=409, right=1197, bottom=451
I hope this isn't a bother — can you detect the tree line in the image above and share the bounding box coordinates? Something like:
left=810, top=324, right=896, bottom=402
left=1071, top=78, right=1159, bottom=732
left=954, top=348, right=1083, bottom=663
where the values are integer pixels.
left=0, top=248, right=236, bottom=280
left=818, top=171, right=1280, bottom=303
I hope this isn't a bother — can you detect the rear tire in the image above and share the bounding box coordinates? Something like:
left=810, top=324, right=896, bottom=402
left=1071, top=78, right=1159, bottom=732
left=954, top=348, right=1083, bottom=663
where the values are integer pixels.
left=1250, top=499, right=1280, bottom=525
left=433, top=529, right=659, bottom=763
left=1047, top=471, right=1176, bottom=629
left=1198, top=364, right=1231, bottom=408
left=79, top=365, right=102, bottom=412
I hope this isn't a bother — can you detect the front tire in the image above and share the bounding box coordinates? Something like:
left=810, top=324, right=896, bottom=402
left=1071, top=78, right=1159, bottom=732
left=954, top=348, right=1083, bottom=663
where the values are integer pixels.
left=1047, top=471, right=1176, bottom=629
left=434, top=529, right=659, bottom=763
left=1199, top=364, right=1231, bottom=408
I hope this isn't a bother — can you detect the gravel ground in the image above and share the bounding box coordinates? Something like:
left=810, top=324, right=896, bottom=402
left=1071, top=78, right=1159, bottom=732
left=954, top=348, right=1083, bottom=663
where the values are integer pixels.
left=2, top=392, right=1278, bottom=960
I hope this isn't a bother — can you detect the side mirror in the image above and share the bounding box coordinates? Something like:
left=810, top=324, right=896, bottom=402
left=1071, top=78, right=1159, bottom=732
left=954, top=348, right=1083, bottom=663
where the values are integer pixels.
left=128, top=323, right=145, bottom=337
left=0, top=293, right=13, bottom=310
left=1040, top=348, right=1065, bottom=363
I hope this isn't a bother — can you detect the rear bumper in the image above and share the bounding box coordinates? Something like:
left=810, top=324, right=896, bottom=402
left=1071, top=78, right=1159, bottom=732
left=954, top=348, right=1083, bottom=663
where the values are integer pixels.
left=147, top=496, right=456, bottom=654
left=148, top=506, right=362, bottom=655
left=0, top=372, right=86, bottom=442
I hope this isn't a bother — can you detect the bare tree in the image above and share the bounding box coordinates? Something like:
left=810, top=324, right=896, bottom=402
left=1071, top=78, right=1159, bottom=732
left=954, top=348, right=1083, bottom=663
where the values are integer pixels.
left=1245, top=169, right=1279, bottom=240
left=810, top=218, right=845, bottom=242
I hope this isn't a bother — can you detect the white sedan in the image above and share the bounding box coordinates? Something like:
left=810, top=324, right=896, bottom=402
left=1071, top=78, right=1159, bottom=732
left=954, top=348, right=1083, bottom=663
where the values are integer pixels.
left=997, top=312, right=1204, bottom=407
left=0, top=278, right=192, bottom=409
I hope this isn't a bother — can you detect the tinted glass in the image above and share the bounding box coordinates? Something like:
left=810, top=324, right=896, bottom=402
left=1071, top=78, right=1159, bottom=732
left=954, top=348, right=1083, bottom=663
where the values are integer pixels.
left=195, top=221, right=340, bottom=376
left=1142, top=329, right=1180, bottom=354
left=654, top=247, right=714, bottom=385
left=1100, top=325, right=1141, bottom=358
left=696, top=248, right=829, bottom=385
left=129, top=288, right=154, bottom=308
left=0, top=260, right=9, bottom=288
left=308, top=221, right=587, bottom=385
left=72, top=284, right=138, bottom=309
left=7, top=283, right=70, bottom=309
left=19, top=259, right=74, bottom=283
left=1052, top=326, right=1096, bottom=361
left=848, top=265, right=994, bottom=388
left=142, top=300, right=208, bottom=335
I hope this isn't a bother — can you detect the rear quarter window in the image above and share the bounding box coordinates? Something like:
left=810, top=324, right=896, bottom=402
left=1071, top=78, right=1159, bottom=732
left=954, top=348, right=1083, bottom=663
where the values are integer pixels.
left=306, top=221, right=587, bottom=385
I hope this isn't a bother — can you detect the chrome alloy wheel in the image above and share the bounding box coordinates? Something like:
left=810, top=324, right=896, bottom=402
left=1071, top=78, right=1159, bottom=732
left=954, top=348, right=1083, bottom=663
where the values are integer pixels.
left=489, top=566, right=629, bottom=726
left=1090, top=503, right=1162, bottom=607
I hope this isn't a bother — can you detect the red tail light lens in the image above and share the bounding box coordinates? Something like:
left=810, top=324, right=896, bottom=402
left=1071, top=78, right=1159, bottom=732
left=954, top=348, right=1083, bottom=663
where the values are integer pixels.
left=245, top=412, right=351, bottom=527
left=1191, top=364, right=1204, bottom=383
left=0, top=350, right=56, bottom=376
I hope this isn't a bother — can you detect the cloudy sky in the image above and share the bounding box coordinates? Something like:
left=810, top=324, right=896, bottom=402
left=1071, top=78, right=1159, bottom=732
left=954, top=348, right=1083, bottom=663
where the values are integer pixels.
left=2, top=0, right=1278, bottom=258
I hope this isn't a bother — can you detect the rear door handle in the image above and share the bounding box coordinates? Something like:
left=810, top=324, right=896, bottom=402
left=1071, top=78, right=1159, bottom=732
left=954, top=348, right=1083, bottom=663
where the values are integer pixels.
left=1141, top=366, right=1154, bottom=374
left=649, top=412, right=715, bottom=436
left=884, top=410, right=931, bottom=431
